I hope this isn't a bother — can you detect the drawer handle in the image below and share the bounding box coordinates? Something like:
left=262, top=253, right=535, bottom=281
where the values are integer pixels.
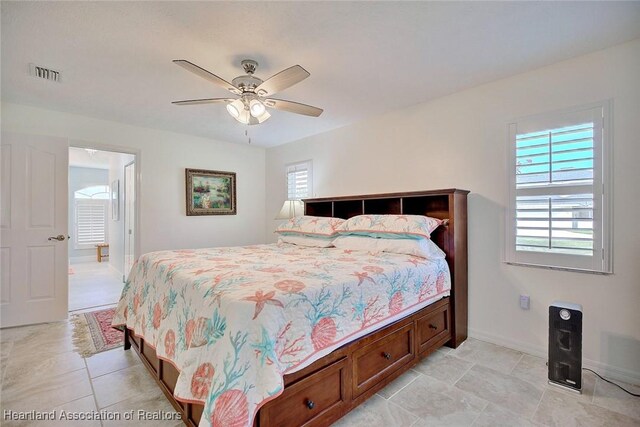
left=382, top=352, right=392, bottom=360
left=429, top=324, right=438, bottom=330
left=306, top=399, right=315, bottom=410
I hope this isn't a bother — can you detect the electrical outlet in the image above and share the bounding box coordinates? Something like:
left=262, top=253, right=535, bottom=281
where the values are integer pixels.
left=520, top=295, right=530, bottom=310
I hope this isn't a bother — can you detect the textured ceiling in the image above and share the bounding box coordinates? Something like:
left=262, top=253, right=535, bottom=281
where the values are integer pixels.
left=2, top=2, right=640, bottom=147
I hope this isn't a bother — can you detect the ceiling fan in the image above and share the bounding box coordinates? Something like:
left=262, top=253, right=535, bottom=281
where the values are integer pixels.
left=172, top=59, right=323, bottom=125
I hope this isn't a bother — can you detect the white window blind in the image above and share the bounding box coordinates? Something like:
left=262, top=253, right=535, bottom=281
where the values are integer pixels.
left=287, top=161, right=312, bottom=200
left=506, top=103, right=611, bottom=273
left=75, top=200, right=107, bottom=248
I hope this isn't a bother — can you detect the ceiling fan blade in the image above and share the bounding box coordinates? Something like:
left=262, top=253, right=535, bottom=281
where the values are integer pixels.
left=173, top=60, right=241, bottom=95
left=264, top=98, right=323, bottom=117
left=255, top=65, right=310, bottom=96
left=172, top=98, right=235, bottom=106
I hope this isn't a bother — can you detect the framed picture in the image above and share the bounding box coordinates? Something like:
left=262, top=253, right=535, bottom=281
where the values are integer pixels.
left=111, top=179, right=120, bottom=221
left=186, top=169, right=237, bottom=216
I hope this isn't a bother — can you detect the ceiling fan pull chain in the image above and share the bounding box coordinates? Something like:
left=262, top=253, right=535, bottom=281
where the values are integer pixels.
left=245, top=129, right=251, bottom=144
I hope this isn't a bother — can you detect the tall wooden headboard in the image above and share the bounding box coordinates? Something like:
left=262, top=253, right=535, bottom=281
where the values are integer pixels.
left=304, top=188, right=469, bottom=347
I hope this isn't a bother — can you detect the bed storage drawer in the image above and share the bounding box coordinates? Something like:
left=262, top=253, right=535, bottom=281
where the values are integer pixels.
left=259, top=358, right=348, bottom=427
left=416, top=302, right=450, bottom=354
left=352, top=322, right=414, bottom=397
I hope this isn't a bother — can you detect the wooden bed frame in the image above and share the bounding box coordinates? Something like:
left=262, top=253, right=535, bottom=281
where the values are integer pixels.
left=124, top=188, right=469, bottom=426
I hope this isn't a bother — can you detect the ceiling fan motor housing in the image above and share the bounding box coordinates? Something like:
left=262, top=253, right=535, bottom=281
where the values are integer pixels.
left=232, top=75, right=263, bottom=93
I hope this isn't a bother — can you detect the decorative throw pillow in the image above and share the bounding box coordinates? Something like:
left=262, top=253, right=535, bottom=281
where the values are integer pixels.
left=275, top=215, right=345, bottom=237
left=333, top=235, right=446, bottom=259
left=337, top=214, right=442, bottom=239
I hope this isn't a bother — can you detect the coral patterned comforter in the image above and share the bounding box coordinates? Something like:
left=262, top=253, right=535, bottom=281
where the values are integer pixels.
left=112, top=243, right=450, bottom=427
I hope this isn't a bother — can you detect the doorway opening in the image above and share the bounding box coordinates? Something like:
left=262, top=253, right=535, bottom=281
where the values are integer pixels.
left=68, top=147, right=135, bottom=312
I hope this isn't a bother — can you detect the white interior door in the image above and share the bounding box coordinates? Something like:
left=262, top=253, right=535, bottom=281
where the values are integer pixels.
left=123, top=161, right=135, bottom=281
left=1, top=132, right=69, bottom=328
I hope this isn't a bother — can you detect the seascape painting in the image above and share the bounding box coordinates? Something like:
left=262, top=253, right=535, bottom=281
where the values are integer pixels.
left=185, top=169, right=236, bottom=216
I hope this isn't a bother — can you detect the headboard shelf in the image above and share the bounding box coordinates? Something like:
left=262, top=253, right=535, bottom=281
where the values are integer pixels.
left=334, top=200, right=364, bottom=219
left=305, top=201, right=333, bottom=217
left=364, top=197, right=401, bottom=215
left=303, top=188, right=469, bottom=347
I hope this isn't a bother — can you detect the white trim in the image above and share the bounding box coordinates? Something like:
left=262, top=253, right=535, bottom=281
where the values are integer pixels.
left=108, top=263, right=124, bottom=283
left=468, top=328, right=640, bottom=387
left=69, top=140, right=141, bottom=262
left=505, top=101, right=612, bottom=274
left=123, top=160, right=135, bottom=282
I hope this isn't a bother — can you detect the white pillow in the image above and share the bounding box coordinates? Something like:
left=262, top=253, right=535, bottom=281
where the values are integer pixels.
left=275, top=215, right=345, bottom=237
left=333, top=235, right=445, bottom=259
left=278, top=234, right=335, bottom=248
left=337, top=214, right=443, bottom=239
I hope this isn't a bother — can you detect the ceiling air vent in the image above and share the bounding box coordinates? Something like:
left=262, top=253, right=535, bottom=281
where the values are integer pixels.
left=29, top=63, right=61, bottom=82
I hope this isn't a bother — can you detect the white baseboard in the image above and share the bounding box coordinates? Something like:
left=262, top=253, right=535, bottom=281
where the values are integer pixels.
left=468, top=327, right=640, bottom=387
left=69, top=256, right=95, bottom=264
left=108, top=263, right=124, bottom=282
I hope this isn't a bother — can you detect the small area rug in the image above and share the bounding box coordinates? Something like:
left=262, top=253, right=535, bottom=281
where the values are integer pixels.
left=72, top=307, right=123, bottom=357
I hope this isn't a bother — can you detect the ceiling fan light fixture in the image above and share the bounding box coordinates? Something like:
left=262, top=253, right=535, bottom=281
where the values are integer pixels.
left=254, top=110, right=271, bottom=124
left=234, top=108, right=271, bottom=126
left=226, top=101, right=241, bottom=118
left=236, top=107, right=251, bottom=125
left=249, top=99, right=266, bottom=117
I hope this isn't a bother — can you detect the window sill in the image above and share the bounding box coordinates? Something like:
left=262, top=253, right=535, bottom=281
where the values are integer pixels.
left=74, top=243, right=108, bottom=250
left=504, top=261, right=613, bottom=275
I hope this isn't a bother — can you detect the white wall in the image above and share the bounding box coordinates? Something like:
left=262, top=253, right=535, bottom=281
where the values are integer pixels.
left=1, top=103, right=267, bottom=262
left=266, top=39, right=640, bottom=382
left=108, top=152, right=135, bottom=278
left=68, top=166, right=109, bottom=260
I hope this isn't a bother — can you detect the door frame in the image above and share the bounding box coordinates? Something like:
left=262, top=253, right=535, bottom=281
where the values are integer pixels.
left=123, top=159, right=135, bottom=282
left=69, top=141, right=142, bottom=271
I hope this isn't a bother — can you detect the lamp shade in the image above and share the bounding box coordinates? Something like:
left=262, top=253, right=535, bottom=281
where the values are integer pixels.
left=275, top=200, right=304, bottom=220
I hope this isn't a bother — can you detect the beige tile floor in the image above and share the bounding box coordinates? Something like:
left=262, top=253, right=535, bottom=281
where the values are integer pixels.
left=1, top=321, right=639, bottom=427
left=69, top=262, right=124, bottom=312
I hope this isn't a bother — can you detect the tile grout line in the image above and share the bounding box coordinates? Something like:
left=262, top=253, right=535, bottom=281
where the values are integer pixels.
left=83, top=357, right=104, bottom=427
left=468, top=406, right=485, bottom=427
left=509, top=353, right=525, bottom=375
left=586, top=377, right=640, bottom=420
left=530, top=388, right=546, bottom=422
left=452, top=361, right=476, bottom=388
left=88, top=358, right=142, bottom=381
left=384, top=374, right=420, bottom=401
left=386, top=393, right=423, bottom=422
left=0, top=342, right=12, bottom=384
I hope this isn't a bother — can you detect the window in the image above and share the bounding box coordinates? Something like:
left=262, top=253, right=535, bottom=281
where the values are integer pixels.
left=74, top=185, right=109, bottom=200
left=506, top=102, right=611, bottom=273
left=74, top=186, right=109, bottom=248
left=286, top=160, right=312, bottom=200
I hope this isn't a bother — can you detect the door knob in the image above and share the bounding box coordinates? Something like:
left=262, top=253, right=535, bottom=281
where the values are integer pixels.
left=48, top=234, right=66, bottom=241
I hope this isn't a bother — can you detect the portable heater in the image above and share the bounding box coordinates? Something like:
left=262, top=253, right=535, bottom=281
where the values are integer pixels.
left=548, top=301, right=583, bottom=393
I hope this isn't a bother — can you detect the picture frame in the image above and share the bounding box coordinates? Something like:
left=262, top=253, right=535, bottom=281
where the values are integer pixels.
left=185, top=169, right=237, bottom=216
left=111, top=179, right=120, bottom=221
